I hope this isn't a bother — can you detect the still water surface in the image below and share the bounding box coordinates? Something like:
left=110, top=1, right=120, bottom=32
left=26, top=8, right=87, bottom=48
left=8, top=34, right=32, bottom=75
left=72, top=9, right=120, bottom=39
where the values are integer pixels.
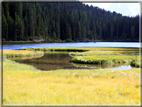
left=3, top=42, right=140, bottom=50
left=4, top=42, right=138, bottom=70
left=12, top=52, right=132, bottom=71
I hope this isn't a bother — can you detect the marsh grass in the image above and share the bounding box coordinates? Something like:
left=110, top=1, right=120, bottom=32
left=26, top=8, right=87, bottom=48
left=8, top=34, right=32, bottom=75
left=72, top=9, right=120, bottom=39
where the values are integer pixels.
left=71, top=55, right=139, bottom=64
left=68, top=47, right=140, bottom=67
left=22, top=47, right=139, bottom=52
left=21, top=47, right=89, bottom=52
left=3, top=59, right=140, bottom=104
left=69, top=50, right=139, bottom=57
left=3, top=49, right=44, bottom=58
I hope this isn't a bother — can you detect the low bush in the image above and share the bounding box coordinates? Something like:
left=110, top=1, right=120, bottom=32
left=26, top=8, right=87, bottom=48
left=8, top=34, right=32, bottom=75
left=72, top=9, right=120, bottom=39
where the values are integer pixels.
left=130, top=59, right=141, bottom=67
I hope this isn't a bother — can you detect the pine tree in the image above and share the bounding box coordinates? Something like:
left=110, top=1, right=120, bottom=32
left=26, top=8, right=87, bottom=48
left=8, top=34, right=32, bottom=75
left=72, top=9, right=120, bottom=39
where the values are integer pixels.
left=2, top=13, right=8, bottom=41
left=16, top=2, right=23, bottom=18
left=24, top=13, right=28, bottom=40
left=56, top=22, right=60, bottom=40
left=110, top=24, right=113, bottom=39
left=52, top=31, right=56, bottom=39
left=99, top=26, right=102, bottom=40
left=15, top=16, right=24, bottom=41
left=7, top=16, right=14, bottom=40
left=78, top=22, right=81, bottom=40
left=81, top=25, right=86, bottom=41
left=29, top=7, right=35, bottom=41
left=44, top=17, right=48, bottom=41
left=130, top=26, right=135, bottom=40
left=93, top=23, right=97, bottom=41
left=65, top=23, right=72, bottom=41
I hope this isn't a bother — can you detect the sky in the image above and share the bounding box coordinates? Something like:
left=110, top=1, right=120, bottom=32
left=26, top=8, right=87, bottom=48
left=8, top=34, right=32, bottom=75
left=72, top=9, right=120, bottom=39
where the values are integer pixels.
left=80, top=1, right=141, bottom=17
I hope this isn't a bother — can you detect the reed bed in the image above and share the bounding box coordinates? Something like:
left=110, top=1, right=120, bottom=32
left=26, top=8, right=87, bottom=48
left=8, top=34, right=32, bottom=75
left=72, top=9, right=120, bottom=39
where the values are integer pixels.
left=3, top=59, right=140, bottom=104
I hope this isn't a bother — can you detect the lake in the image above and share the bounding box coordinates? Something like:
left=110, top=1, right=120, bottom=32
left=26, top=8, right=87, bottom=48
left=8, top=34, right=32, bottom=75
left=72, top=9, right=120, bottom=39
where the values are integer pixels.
left=3, top=42, right=140, bottom=50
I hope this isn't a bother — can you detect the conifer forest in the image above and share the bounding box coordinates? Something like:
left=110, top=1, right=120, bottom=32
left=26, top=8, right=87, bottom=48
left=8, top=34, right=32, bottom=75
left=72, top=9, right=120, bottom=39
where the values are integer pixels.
left=2, top=2, right=139, bottom=42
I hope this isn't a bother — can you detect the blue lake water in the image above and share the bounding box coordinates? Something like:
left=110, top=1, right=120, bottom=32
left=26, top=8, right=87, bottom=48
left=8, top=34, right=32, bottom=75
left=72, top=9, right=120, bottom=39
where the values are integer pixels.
left=3, top=42, right=140, bottom=50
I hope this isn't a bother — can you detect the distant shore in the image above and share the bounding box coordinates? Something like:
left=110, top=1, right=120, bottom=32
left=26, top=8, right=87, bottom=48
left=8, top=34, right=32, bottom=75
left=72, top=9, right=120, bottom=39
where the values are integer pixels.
left=2, top=40, right=140, bottom=45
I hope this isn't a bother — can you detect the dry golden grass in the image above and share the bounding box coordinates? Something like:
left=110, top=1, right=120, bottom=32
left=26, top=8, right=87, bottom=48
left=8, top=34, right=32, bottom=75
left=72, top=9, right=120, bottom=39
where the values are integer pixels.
left=3, top=59, right=140, bottom=104
left=3, top=47, right=140, bottom=105
left=3, top=49, right=44, bottom=58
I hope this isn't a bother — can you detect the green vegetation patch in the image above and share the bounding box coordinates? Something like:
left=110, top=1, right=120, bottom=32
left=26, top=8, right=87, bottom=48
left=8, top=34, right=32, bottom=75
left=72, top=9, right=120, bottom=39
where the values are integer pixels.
left=69, top=47, right=140, bottom=67
left=71, top=55, right=139, bottom=65
left=130, top=59, right=141, bottom=68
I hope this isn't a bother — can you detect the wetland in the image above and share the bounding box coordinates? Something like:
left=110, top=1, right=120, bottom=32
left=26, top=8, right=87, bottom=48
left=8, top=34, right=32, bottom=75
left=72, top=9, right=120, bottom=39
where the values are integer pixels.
left=11, top=52, right=134, bottom=70
left=2, top=42, right=141, bottom=104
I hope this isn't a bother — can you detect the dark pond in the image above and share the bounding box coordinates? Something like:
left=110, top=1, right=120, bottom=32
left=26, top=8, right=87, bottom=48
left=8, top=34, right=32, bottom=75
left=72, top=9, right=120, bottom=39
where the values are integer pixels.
left=11, top=52, right=132, bottom=71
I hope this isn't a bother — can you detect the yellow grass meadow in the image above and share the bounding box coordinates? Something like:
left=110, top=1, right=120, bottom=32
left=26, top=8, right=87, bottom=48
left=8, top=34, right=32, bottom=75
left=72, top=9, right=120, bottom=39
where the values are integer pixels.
left=2, top=47, right=141, bottom=105
left=3, top=60, right=140, bottom=105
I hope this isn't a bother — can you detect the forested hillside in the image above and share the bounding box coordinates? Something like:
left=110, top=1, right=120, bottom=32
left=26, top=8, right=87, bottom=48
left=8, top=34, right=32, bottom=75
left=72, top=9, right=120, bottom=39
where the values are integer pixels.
left=2, top=2, right=139, bottom=42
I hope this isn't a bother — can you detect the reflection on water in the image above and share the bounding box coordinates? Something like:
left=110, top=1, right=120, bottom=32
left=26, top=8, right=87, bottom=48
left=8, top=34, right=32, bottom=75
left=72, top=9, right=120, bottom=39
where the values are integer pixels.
left=13, top=52, right=75, bottom=70
left=110, top=65, right=132, bottom=69
left=12, top=52, right=132, bottom=71
left=73, top=63, right=132, bottom=69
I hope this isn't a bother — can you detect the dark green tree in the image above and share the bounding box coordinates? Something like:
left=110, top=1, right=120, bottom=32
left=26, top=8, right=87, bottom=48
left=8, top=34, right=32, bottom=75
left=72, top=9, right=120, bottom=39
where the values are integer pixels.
left=130, top=26, right=135, bottom=40
left=78, top=22, right=81, bottom=40
left=16, top=2, right=23, bottom=18
left=24, top=13, right=28, bottom=40
left=81, top=25, right=86, bottom=41
left=52, top=31, right=56, bottom=39
left=110, top=24, right=113, bottom=39
left=7, top=16, right=14, bottom=40
left=2, top=13, right=8, bottom=41
left=93, top=23, right=97, bottom=41
left=29, top=7, right=35, bottom=40
left=55, top=22, right=60, bottom=40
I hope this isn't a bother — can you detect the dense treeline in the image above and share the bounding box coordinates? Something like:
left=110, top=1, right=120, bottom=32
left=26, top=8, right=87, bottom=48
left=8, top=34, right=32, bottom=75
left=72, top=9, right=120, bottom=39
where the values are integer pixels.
left=2, top=2, right=139, bottom=42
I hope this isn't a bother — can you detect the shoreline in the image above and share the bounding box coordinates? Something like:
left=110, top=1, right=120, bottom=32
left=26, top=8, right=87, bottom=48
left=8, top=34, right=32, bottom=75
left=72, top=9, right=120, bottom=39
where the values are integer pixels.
left=2, top=41, right=140, bottom=45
